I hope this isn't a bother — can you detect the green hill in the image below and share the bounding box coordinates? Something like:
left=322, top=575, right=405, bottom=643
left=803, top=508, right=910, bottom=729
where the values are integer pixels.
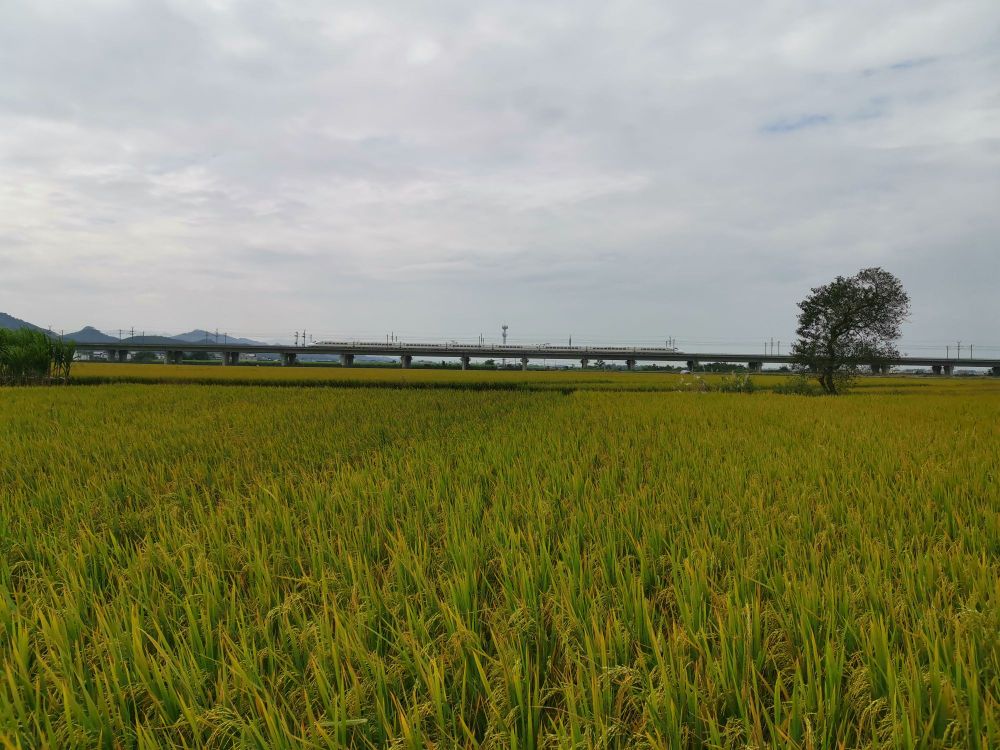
left=64, top=326, right=120, bottom=344
left=0, top=312, right=47, bottom=333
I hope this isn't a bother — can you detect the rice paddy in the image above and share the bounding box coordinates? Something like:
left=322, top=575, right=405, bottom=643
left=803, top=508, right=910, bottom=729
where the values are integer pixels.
left=1, top=371, right=997, bottom=747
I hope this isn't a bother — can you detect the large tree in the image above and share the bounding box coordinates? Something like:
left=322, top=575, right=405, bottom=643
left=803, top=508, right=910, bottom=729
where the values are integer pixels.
left=791, top=267, right=910, bottom=394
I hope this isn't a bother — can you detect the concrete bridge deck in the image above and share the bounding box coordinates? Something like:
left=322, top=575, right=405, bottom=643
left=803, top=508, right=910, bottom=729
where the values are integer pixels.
left=74, top=341, right=1000, bottom=374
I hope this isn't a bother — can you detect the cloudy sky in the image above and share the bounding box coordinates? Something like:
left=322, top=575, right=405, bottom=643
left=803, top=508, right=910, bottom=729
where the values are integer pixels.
left=2, top=0, right=998, bottom=351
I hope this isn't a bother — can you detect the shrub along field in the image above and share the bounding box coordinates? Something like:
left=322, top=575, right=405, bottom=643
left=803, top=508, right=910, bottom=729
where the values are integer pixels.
left=0, top=376, right=997, bottom=747
left=0, top=329, right=74, bottom=386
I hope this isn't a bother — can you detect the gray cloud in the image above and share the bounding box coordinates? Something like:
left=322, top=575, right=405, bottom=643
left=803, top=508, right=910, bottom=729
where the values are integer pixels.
left=761, top=114, right=833, bottom=133
left=1, top=0, right=998, bottom=352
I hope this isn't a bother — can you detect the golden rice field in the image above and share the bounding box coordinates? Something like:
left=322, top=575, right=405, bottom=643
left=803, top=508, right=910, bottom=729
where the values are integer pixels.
left=70, top=361, right=1000, bottom=396
left=1, top=369, right=998, bottom=748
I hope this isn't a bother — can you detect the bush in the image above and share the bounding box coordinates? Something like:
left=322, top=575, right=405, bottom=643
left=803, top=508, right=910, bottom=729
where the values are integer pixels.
left=715, top=374, right=756, bottom=393
left=0, top=329, right=75, bottom=385
left=772, top=374, right=822, bottom=396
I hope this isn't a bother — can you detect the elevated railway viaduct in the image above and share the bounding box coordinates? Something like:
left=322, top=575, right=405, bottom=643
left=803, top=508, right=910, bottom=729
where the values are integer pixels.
left=75, top=341, right=1000, bottom=375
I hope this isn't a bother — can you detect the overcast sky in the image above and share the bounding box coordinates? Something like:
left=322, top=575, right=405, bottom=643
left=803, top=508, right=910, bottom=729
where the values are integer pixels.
left=2, top=0, right=998, bottom=351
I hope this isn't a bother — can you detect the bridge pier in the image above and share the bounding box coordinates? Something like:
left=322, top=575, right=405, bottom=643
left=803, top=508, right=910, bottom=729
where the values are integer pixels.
left=580, top=358, right=589, bottom=369
left=282, top=352, right=297, bottom=367
left=748, top=361, right=762, bottom=373
left=400, top=354, right=412, bottom=369
left=341, top=353, right=355, bottom=368
left=931, top=365, right=941, bottom=375
left=943, top=364, right=954, bottom=376
left=109, top=349, right=128, bottom=363
left=520, top=357, right=529, bottom=371
left=993, top=366, right=1000, bottom=377
left=626, top=358, right=636, bottom=370
left=686, top=360, right=698, bottom=372
left=221, top=351, right=239, bottom=366
left=460, top=355, right=470, bottom=370
left=165, top=350, right=183, bottom=364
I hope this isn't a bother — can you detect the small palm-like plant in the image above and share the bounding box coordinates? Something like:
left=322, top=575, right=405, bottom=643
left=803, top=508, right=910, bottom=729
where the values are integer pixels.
left=0, top=328, right=76, bottom=384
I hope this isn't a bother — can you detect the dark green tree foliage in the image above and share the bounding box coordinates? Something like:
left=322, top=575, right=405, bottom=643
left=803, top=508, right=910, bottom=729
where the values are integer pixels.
left=791, top=267, right=910, bottom=394
left=0, top=328, right=76, bottom=385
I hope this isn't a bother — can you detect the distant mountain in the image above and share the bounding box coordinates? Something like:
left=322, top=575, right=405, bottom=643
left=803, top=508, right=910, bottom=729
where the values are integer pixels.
left=64, top=326, right=119, bottom=344
left=119, top=335, right=187, bottom=346
left=174, top=330, right=270, bottom=346
left=1, top=317, right=389, bottom=360
left=0, top=312, right=47, bottom=333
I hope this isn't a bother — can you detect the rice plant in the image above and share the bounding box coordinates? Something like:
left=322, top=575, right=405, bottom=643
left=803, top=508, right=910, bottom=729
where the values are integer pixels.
left=0, top=379, right=996, bottom=748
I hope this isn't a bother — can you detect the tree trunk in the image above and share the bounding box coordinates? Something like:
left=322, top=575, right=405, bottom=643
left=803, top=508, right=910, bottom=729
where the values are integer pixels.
left=820, top=368, right=838, bottom=394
